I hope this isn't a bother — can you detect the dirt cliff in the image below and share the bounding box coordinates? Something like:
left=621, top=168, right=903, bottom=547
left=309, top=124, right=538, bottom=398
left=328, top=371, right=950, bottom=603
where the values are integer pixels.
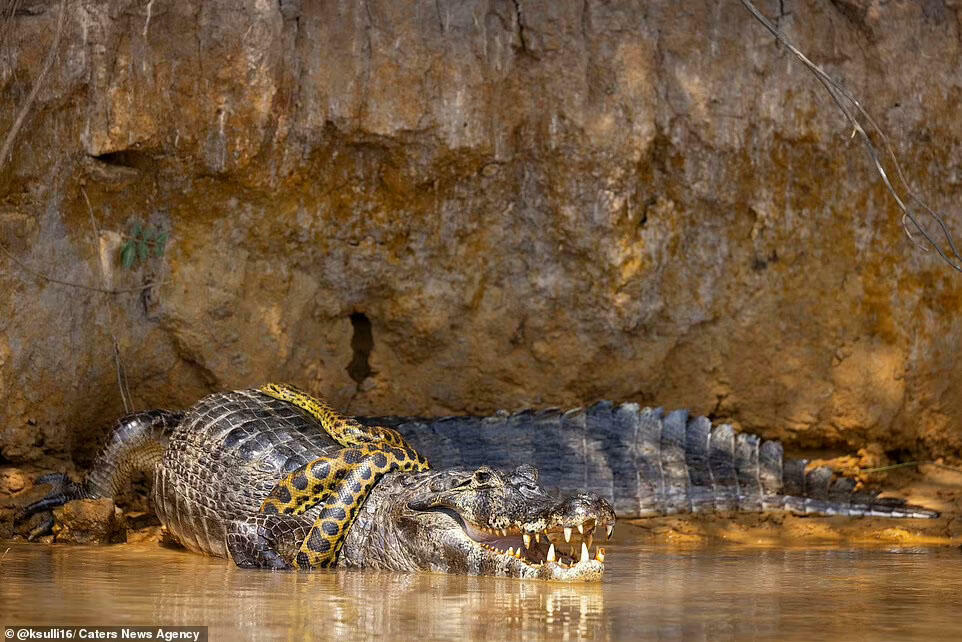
left=2, top=0, right=962, bottom=468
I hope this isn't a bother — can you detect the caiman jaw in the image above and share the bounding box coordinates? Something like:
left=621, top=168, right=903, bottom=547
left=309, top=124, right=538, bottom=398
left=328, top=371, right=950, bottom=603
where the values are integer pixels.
left=399, top=466, right=617, bottom=581
left=461, top=517, right=614, bottom=581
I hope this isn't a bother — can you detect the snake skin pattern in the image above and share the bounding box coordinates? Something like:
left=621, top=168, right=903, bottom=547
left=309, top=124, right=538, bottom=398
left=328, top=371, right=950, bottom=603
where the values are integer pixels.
left=259, top=383, right=422, bottom=450
left=256, top=383, right=429, bottom=567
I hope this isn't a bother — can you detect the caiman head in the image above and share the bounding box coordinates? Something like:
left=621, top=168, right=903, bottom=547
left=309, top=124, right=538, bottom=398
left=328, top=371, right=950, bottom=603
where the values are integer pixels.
left=339, top=464, right=616, bottom=581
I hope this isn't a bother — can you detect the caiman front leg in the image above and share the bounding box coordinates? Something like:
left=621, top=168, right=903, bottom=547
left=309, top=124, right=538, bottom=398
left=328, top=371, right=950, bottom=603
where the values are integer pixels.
left=259, top=445, right=428, bottom=568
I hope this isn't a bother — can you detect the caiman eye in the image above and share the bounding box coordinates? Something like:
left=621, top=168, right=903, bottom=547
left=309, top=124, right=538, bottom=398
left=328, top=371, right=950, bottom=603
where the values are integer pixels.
left=471, top=469, right=493, bottom=486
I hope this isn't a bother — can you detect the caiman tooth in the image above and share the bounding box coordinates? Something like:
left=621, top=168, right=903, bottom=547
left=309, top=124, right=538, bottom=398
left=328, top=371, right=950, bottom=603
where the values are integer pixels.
left=606, top=524, right=614, bottom=539
left=577, top=524, right=584, bottom=535
left=596, top=547, right=605, bottom=563
left=547, top=543, right=556, bottom=562
left=564, top=527, right=572, bottom=542
left=535, top=532, right=542, bottom=544
left=506, top=547, right=514, bottom=557
left=522, top=533, right=531, bottom=549
left=580, top=541, right=589, bottom=563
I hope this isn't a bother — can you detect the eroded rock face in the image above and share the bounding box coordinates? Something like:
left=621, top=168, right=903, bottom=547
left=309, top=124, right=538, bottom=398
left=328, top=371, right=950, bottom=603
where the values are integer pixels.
left=1, top=1, right=962, bottom=467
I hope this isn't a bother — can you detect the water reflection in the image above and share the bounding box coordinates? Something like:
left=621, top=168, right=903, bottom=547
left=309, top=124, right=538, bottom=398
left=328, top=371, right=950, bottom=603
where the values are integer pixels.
left=2, top=530, right=961, bottom=640
left=607, top=543, right=962, bottom=640
left=0, top=543, right=608, bottom=640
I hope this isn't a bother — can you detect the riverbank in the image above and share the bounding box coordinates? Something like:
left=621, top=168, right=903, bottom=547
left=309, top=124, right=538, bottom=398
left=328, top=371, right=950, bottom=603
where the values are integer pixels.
left=4, top=459, right=961, bottom=550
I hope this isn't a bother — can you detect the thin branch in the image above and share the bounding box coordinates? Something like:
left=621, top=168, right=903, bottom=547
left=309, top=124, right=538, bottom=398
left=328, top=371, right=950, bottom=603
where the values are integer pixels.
left=0, top=0, right=68, bottom=164
left=0, top=242, right=166, bottom=294
left=81, top=188, right=103, bottom=252
left=0, top=1, right=162, bottom=297
left=928, top=462, right=962, bottom=475
left=739, top=0, right=962, bottom=273
left=142, top=0, right=155, bottom=38
left=860, top=460, right=962, bottom=475
left=81, top=188, right=133, bottom=413
left=859, top=461, right=920, bottom=474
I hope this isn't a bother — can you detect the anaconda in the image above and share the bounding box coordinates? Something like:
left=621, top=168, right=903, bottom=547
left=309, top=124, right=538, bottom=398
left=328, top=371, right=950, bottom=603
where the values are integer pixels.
left=17, top=389, right=937, bottom=582
left=255, top=382, right=430, bottom=568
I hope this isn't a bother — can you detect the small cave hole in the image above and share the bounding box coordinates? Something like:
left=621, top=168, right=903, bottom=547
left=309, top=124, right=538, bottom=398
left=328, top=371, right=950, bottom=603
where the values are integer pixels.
left=346, top=312, right=374, bottom=385
left=89, top=150, right=153, bottom=170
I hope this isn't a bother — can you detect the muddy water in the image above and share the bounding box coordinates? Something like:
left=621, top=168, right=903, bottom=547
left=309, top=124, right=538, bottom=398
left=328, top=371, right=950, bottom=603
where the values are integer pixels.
left=2, top=529, right=961, bottom=640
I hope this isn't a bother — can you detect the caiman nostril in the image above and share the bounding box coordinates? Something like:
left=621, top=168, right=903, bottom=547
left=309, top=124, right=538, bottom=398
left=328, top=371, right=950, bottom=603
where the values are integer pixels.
left=514, top=464, right=539, bottom=482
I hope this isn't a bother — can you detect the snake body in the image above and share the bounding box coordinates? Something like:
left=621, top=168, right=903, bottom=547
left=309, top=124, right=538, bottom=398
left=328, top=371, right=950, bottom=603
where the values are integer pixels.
left=257, top=383, right=429, bottom=566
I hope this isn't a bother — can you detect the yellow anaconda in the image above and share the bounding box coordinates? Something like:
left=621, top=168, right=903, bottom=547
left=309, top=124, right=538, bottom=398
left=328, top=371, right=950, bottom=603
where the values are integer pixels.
left=258, top=382, right=430, bottom=568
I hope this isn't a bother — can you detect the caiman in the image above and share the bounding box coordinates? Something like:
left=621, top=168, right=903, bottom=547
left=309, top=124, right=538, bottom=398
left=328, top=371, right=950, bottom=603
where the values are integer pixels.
left=16, top=386, right=937, bottom=582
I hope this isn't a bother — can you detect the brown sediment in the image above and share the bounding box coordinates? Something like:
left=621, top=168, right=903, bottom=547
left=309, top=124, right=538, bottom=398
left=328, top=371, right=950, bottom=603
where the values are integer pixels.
left=628, top=464, right=962, bottom=549
left=628, top=513, right=962, bottom=549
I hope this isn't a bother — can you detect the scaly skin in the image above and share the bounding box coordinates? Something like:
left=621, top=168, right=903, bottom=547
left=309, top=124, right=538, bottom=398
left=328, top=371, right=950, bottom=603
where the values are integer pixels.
left=17, top=388, right=614, bottom=581
left=257, top=383, right=429, bottom=568
left=339, top=465, right=616, bottom=581
left=16, top=390, right=938, bottom=580
left=364, top=404, right=941, bottom=520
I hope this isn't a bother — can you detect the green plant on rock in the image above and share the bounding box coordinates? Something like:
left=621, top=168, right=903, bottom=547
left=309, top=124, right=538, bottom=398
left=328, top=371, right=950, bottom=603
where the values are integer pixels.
left=120, top=221, right=168, bottom=269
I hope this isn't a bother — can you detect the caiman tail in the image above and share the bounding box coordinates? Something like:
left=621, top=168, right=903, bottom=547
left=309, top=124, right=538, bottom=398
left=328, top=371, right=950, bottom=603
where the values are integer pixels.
left=19, top=410, right=183, bottom=517
left=364, top=403, right=938, bottom=520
